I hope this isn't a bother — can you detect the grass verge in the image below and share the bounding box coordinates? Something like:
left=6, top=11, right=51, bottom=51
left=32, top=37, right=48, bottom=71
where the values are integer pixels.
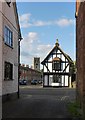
left=67, top=101, right=83, bottom=119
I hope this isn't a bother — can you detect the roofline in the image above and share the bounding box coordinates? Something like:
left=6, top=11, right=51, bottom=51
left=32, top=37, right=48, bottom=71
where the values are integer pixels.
left=13, top=2, right=22, bottom=39
left=41, top=44, right=73, bottom=65
left=20, top=66, right=41, bottom=73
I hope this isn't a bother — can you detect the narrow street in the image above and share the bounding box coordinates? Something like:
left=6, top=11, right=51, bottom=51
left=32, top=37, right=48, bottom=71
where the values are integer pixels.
left=3, top=86, right=76, bottom=119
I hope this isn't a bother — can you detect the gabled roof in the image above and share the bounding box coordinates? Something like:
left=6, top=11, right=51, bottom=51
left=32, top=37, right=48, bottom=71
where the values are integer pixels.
left=41, top=40, right=73, bottom=65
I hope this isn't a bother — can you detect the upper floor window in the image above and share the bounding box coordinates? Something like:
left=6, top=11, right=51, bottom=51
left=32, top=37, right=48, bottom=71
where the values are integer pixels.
left=4, top=26, right=13, bottom=47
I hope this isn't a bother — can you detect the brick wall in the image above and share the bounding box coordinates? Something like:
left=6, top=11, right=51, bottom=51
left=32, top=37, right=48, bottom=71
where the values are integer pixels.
left=76, top=1, right=85, bottom=117
left=20, top=66, right=42, bottom=83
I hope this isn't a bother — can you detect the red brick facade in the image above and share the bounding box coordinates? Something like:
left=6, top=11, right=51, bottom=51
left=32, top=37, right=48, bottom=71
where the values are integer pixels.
left=76, top=1, right=85, bottom=117
left=20, top=64, right=42, bottom=84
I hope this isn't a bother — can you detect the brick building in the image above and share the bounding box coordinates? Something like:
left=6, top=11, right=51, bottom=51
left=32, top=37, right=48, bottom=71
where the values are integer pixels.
left=20, top=64, right=42, bottom=84
left=76, top=1, right=85, bottom=118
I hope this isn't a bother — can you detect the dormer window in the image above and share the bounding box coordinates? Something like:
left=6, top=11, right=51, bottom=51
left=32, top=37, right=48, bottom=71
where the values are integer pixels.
left=52, top=57, right=62, bottom=71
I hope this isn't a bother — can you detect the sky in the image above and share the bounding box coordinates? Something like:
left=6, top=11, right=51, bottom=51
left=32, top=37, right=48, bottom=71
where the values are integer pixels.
left=17, top=2, right=76, bottom=69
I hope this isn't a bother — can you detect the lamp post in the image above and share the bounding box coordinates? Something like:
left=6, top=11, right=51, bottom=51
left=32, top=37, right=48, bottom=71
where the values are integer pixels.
left=18, top=37, right=23, bottom=98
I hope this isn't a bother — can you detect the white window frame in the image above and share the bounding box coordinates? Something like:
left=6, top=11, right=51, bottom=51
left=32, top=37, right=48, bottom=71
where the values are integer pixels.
left=4, top=26, right=13, bottom=47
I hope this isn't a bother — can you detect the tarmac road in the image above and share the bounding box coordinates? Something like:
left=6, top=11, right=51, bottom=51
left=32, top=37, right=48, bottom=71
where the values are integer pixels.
left=2, top=86, right=76, bottom=119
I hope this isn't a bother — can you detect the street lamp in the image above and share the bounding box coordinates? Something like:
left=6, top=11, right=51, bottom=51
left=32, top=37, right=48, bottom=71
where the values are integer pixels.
left=18, top=37, right=23, bottom=98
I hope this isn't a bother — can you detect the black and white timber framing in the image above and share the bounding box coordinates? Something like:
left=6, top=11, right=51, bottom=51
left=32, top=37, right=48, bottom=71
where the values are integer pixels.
left=41, top=40, right=74, bottom=87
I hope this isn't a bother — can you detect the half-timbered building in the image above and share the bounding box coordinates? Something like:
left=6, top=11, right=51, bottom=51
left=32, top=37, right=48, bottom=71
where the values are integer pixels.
left=41, top=40, right=74, bottom=87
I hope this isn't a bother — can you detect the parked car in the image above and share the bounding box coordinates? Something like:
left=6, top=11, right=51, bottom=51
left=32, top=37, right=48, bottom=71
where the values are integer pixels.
left=31, top=79, right=38, bottom=85
left=38, top=80, right=42, bottom=84
left=19, top=79, right=27, bottom=85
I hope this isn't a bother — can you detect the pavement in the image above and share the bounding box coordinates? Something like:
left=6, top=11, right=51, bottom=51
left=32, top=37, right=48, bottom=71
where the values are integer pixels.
left=19, top=84, right=43, bottom=89
left=2, top=86, right=77, bottom=119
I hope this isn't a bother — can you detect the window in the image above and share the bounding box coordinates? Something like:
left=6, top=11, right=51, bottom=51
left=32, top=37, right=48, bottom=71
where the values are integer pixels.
left=4, top=26, right=13, bottom=47
left=4, top=62, right=13, bottom=80
left=53, top=75, right=61, bottom=83
left=52, top=61, right=62, bottom=71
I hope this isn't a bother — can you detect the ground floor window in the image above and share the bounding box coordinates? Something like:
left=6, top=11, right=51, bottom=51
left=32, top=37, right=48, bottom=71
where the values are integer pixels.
left=53, top=74, right=61, bottom=83
left=4, top=61, right=13, bottom=80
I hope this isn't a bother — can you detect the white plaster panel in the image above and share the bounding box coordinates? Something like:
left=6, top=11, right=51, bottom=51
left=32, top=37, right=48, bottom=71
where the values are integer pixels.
left=65, top=76, right=68, bottom=86
left=44, top=75, right=48, bottom=86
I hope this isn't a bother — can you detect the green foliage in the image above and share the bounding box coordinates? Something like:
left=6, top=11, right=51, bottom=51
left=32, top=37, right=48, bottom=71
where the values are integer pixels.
left=67, top=101, right=82, bottom=118
left=70, top=61, right=76, bottom=74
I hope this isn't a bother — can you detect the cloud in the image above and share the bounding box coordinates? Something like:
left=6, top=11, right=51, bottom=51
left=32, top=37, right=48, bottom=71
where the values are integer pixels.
left=19, top=13, right=75, bottom=28
left=55, top=18, right=75, bottom=27
left=19, top=13, right=31, bottom=22
left=37, top=44, right=52, bottom=52
left=27, top=32, right=39, bottom=43
left=20, top=32, right=53, bottom=66
left=21, top=32, right=39, bottom=53
left=33, top=20, right=52, bottom=26
left=19, top=13, right=32, bottom=28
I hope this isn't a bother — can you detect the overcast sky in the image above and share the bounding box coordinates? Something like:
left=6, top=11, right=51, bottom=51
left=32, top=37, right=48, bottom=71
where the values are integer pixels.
left=17, top=2, right=76, bottom=68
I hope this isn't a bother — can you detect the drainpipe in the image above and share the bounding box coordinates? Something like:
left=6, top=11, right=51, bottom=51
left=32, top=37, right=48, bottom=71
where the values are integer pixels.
left=18, top=37, right=23, bottom=98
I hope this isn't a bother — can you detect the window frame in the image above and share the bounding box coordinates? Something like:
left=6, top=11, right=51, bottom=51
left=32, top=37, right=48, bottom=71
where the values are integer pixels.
left=53, top=74, right=61, bottom=83
left=4, top=26, right=13, bottom=48
left=4, top=61, right=13, bottom=81
left=52, top=60, right=63, bottom=71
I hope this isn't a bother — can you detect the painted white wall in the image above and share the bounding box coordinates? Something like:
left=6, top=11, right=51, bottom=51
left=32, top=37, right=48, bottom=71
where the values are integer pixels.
left=43, top=45, right=71, bottom=87
left=44, top=74, right=69, bottom=87
left=65, top=76, right=68, bottom=86
left=49, top=75, right=53, bottom=86
left=0, top=2, right=3, bottom=96
left=44, top=75, right=48, bottom=86
left=1, top=2, right=19, bottom=95
left=66, top=65, right=69, bottom=72
left=43, top=51, right=69, bottom=73
left=44, top=66, right=47, bottom=72
left=62, top=55, right=65, bottom=62
left=61, top=76, right=64, bottom=86
left=52, top=83, right=60, bottom=86
left=48, top=63, right=52, bottom=72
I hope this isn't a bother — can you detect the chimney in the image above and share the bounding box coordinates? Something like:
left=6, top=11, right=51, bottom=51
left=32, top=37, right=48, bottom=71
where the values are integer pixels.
left=22, top=64, right=25, bottom=67
left=26, top=65, right=29, bottom=68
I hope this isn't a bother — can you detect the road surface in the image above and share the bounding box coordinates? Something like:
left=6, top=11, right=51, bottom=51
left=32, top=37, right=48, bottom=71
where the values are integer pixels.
left=3, top=86, right=76, bottom=119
